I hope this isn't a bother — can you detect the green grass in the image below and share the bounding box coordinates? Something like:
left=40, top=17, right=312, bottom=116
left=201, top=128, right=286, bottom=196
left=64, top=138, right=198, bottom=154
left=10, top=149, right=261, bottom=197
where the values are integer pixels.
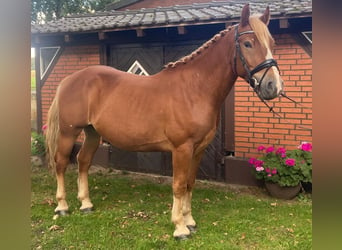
left=31, top=166, right=312, bottom=249
left=31, top=70, right=36, bottom=89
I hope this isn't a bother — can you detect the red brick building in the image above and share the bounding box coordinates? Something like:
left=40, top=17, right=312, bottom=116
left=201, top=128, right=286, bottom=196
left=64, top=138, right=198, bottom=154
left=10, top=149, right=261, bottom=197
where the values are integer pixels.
left=31, top=0, right=312, bottom=185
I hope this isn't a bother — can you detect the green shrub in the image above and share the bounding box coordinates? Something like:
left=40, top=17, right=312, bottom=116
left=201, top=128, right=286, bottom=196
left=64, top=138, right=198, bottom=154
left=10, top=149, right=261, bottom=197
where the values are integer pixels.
left=31, top=132, right=45, bottom=156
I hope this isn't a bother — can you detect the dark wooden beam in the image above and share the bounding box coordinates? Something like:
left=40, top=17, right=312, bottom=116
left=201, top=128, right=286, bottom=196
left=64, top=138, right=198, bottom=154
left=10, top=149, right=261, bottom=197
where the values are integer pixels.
left=224, top=85, right=235, bottom=155
left=291, top=33, right=312, bottom=57
left=40, top=47, right=64, bottom=84
left=100, top=44, right=110, bottom=65
left=34, top=48, right=43, bottom=133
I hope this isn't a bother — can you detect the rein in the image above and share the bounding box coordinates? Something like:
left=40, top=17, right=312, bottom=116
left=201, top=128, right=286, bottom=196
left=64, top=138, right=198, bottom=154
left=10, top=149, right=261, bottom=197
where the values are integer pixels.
left=256, top=91, right=312, bottom=131
left=233, top=25, right=312, bottom=131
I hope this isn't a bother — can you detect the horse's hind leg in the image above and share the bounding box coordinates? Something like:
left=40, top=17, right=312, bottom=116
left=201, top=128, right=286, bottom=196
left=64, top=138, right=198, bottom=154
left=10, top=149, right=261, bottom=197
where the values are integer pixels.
left=77, top=125, right=100, bottom=212
left=55, top=132, right=79, bottom=215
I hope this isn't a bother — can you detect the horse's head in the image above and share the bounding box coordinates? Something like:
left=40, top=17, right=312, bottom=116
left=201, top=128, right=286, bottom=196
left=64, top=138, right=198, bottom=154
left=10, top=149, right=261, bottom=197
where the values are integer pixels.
left=234, top=4, right=283, bottom=100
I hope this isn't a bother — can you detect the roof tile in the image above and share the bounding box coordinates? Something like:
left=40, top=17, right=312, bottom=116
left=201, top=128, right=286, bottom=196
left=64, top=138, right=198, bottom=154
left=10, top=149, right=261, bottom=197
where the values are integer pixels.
left=31, top=0, right=312, bottom=34
left=176, top=10, right=195, bottom=22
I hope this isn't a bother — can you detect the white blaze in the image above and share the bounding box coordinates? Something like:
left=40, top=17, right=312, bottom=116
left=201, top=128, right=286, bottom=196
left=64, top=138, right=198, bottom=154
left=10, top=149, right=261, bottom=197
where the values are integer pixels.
left=266, top=48, right=282, bottom=94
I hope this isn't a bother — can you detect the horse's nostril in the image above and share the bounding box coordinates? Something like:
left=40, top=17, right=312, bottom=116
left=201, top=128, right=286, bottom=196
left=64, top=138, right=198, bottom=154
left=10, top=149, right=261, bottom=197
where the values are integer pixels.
left=267, top=81, right=273, bottom=89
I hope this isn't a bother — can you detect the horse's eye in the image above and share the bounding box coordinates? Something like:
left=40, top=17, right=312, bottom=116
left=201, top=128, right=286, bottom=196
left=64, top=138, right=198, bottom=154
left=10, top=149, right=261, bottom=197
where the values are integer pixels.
left=244, top=41, right=252, bottom=48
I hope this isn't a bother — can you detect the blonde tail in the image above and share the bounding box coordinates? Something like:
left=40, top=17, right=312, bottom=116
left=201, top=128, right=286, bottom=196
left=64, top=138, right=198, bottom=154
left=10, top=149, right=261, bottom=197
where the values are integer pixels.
left=45, top=95, right=60, bottom=170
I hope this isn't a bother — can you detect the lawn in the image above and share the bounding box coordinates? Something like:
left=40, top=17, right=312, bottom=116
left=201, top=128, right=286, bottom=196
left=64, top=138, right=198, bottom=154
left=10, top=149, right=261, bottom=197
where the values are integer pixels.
left=31, top=70, right=36, bottom=89
left=31, top=165, right=312, bottom=249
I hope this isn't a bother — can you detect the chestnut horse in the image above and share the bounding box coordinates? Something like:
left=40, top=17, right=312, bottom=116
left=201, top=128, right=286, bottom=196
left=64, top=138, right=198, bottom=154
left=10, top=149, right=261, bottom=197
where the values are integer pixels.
left=46, top=4, right=283, bottom=239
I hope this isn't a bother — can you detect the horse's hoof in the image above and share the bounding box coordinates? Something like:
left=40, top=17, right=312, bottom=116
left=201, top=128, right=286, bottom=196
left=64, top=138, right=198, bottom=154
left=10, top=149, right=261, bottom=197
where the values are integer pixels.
left=53, top=210, right=69, bottom=220
left=174, top=234, right=191, bottom=241
left=187, top=225, right=197, bottom=233
left=54, top=210, right=69, bottom=216
left=80, top=207, right=93, bottom=214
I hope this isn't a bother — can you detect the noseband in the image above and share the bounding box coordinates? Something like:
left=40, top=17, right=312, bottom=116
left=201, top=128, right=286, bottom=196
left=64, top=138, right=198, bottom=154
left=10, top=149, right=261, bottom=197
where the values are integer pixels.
left=232, top=26, right=312, bottom=131
left=233, top=25, right=279, bottom=91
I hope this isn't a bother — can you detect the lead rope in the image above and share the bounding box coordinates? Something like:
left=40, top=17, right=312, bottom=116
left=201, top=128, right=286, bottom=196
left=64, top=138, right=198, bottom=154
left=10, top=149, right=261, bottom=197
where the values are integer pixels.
left=255, top=91, right=312, bottom=131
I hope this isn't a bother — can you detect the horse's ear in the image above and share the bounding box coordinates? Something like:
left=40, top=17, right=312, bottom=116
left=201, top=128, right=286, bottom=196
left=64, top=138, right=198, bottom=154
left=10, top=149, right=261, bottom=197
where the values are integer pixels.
left=260, top=6, right=270, bottom=25
left=240, top=4, right=250, bottom=27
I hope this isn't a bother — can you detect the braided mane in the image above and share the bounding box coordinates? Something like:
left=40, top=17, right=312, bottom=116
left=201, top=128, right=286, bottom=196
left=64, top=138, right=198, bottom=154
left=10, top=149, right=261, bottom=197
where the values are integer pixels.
left=166, top=26, right=233, bottom=68
left=165, top=15, right=274, bottom=69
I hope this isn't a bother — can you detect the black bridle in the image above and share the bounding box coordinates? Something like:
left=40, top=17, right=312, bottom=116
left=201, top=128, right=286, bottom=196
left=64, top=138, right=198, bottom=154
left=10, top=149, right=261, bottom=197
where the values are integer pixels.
left=233, top=25, right=312, bottom=131
left=233, top=25, right=279, bottom=92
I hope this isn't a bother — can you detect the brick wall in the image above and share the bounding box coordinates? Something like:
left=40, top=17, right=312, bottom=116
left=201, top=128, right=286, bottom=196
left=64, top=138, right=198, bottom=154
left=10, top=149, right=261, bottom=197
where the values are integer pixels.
left=234, top=34, right=312, bottom=159
left=41, top=45, right=100, bottom=125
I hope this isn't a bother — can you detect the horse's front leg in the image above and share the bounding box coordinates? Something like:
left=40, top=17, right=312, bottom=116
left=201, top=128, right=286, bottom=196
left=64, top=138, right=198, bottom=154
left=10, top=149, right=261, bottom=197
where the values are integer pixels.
left=171, top=143, right=194, bottom=240
left=182, top=149, right=205, bottom=233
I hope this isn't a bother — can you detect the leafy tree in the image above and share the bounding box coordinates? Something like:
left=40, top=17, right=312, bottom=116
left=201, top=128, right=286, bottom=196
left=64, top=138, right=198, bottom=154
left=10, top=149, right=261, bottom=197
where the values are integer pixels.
left=31, top=0, right=118, bottom=23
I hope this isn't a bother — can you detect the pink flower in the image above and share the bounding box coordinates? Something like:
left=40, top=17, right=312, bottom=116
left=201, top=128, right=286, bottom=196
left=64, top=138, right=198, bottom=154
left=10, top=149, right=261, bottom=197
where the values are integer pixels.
left=248, top=158, right=264, bottom=168
left=276, top=147, right=286, bottom=155
left=267, top=174, right=272, bottom=177
left=257, top=145, right=266, bottom=151
left=42, top=124, right=48, bottom=131
left=256, top=166, right=264, bottom=172
left=249, top=158, right=256, bottom=166
left=265, top=168, right=271, bottom=173
left=266, top=146, right=274, bottom=153
left=255, top=160, right=264, bottom=168
left=299, top=142, right=312, bottom=152
left=271, top=168, right=277, bottom=175
left=285, top=158, right=296, bottom=166
left=281, top=153, right=286, bottom=158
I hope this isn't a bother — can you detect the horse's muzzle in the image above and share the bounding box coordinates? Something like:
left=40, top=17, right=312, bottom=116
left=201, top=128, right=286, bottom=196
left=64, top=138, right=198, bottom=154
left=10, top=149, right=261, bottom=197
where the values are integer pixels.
left=258, top=77, right=283, bottom=100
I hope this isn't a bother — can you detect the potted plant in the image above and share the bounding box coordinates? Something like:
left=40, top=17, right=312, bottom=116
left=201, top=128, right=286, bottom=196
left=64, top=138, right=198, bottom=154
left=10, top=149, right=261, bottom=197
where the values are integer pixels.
left=248, top=142, right=312, bottom=199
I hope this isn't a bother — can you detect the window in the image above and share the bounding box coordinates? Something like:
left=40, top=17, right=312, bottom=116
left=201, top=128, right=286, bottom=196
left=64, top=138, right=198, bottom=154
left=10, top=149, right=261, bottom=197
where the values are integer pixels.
left=127, top=60, right=149, bottom=76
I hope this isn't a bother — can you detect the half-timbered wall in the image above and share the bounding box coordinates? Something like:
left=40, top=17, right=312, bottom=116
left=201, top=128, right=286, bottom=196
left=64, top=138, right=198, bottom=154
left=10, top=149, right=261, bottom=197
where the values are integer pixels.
left=39, top=32, right=312, bottom=183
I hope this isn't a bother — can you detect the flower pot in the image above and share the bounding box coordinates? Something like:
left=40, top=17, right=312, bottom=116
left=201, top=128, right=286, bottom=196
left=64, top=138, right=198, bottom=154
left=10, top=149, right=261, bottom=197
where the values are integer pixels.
left=265, top=182, right=301, bottom=200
